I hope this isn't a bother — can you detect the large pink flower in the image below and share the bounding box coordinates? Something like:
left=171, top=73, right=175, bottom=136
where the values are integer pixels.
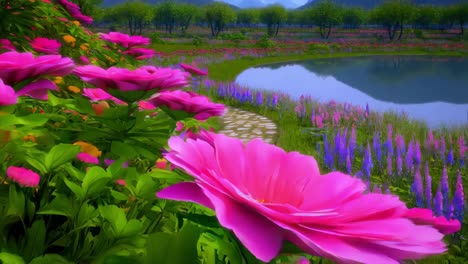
left=0, top=39, right=15, bottom=51
left=73, top=65, right=190, bottom=92
left=0, top=51, right=75, bottom=85
left=82, top=88, right=126, bottom=105
left=123, top=47, right=157, bottom=60
left=0, top=79, right=18, bottom=105
left=100, top=32, right=150, bottom=48
left=56, top=0, right=93, bottom=25
left=31, top=37, right=61, bottom=54
left=149, top=90, right=225, bottom=120
left=7, top=166, right=41, bottom=187
left=158, top=131, right=460, bottom=263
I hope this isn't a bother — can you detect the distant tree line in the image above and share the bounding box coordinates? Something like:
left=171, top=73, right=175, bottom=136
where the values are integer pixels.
left=93, top=0, right=468, bottom=40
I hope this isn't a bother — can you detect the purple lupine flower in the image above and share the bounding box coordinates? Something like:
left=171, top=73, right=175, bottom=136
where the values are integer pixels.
left=413, top=140, right=421, bottom=167
left=426, top=129, right=434, bottom=152
left=311, top=107, right=315, bottom=126
left=440, top=136, right=446, bottom=162
left=405, top=139, right=414, bottom=173
left=396, top=151, right=403, bottom=176
left=395, top=134, right=406, bottom=155
left=323, top=134, right=334, bottom=170
left=255, top=91, right=263, bottom=106
left=386, top=153, right=392, bottom=176
left=373, top=132, right=382, bottom=167
left=365, top=103, right=370, bottom=117
left=334, top=130, right=341, bottom=157
left=447, top=148, right=454, bottom=166
left=441, top=167, right=450, bottom=219
left=424, top=162, right=432, bottom=209
left=458, top=136, right=467, bottom=166
left=355, top=170, right=363, bottom=179
left=346, top=150, right=352, bottom=174
left=362, top=143, right=373, bottom=180
left=410, top=168, right=424, bottom=207
left=385, top=124, right=393, bottom=156
left=348, top=126, right=357, bottom=160
left=452, top=171, right=465, bottom=223
left=433, top=186, right=443, bottom=216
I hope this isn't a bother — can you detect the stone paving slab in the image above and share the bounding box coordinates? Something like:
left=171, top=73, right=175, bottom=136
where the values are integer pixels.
left=218, top=107, right=277, bottom=144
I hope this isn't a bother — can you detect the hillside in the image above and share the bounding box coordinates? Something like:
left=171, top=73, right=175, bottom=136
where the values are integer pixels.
left=298, top=0, right=464, bottom=9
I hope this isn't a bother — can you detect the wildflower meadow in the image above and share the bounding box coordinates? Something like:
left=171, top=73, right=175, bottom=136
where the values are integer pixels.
left=0, top=0, right=466, bottom=264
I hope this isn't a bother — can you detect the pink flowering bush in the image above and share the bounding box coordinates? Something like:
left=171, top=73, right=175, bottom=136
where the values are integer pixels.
left=30, top=37, right=61, bottom=54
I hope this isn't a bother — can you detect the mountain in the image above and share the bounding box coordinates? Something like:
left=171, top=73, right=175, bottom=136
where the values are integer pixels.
left=298, top=0, right=464, bottom=9
left=235, top=0, right=265, bottom=8
left=102, top=0, right=218, bottom=7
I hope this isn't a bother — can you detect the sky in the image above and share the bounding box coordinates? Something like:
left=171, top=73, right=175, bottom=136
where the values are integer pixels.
left=218, top=0, right=309, bottom=8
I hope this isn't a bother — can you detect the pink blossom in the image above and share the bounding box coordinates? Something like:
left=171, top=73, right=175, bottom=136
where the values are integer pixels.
left=74, top=65, right=190, bottom=92
left=56, top=0, right=93, bottom=25
left=180, top=63, right=208, bottom=76
left=82, top=88, right=126, bottom=104
left=138, top=100, right=156, bottom=110
left=0, top=39, right=15, bottom=51
left=0, top=79, right=18, bottom=106
left=7, top=166, right=40, bottom=187
left=115, top=179, right=126, bottom=186
left=77, top=152, right=99, bottom=164
left=175, top=121, right=184, bottom=132
left=0, top=51, right=74, bottom=85
left=15, top=79, right=57, bottom=100
left=100, top=32, right=150, bottom=48
left=123, top=47, right=156, bottom=60
left=31, top=37, right=61, bottom=54
left=79, top=55, right=90, bottom=64
left=158, top=131, right=459, bottom=263
left=149, top=90, right=225, bottom=120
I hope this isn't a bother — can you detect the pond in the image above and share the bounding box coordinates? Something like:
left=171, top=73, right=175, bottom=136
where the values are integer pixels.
left=235, top=56, right=468, bottom=128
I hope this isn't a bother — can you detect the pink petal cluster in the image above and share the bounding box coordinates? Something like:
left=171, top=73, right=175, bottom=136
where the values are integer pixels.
left=7, top=166, right=41, bottom=187
left=0, top=39, right=16, bottom=51
left=31, top=37, right=61, bottom=54
left=82, top=88, right=126, bottom=105
left=180, top=63, right=208, bottom=76
left=77, top=152, right=99, bottom=164
left=158, top=131, right=460, bottom=263
left=73, top=65, right=190, bottom=92
left=0, top=79, right=18, bottom=106
left=56, top=0, right=93, bottom=25
left=0, top=51, right=75, bottom=85
left=149, top=90, right=225, bottom=120
left=123, top=47, right=157, bottom=60
left=100, top=32, right=150, bottom=48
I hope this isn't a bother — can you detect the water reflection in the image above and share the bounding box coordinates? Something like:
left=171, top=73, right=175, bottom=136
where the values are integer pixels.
left=235, top=56, right=468, bottom=128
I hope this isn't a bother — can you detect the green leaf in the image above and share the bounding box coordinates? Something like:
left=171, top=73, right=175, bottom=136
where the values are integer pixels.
left=37, top=194, right=75, bottom=218
left=23, top=220, right=46, bottom=261
left=29, top=254, right=73, bottom=264
left=17, top=114, right=49, bottom=127
left=144, top=222, right=202, bottom=264
left=135, top=174, right=157, bottom=200
left=82, top=166, right=111, bottom=198
left=63, top=178, right=84, bottom=200
left=23, top=154, right=47, bottom=174
left=111, top=190, right=129, bottom=201
left=99, top=205, right=127, bottom=236
left=111, top=141, right=138, bottom=159
left=7, top=184, right=25, bottom=219
left=0, top=114, right=19, bottom=128
left=0, top=252, right=25, bottom=264
left=121, top=219, right=144, bottom=238
left=76, top=203, right=98, bottom=229
left=44, top=144, right=80, bottom=172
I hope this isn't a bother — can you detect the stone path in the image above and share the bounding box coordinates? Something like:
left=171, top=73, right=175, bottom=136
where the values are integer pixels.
left=218, top=107, right=277, bottom=144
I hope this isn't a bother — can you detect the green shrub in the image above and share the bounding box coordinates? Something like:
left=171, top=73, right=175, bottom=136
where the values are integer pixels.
left=255, top=36, right=277, bottom=49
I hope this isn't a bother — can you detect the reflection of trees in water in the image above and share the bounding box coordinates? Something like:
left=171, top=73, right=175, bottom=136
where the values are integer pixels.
left=261, top=56, right=468, bottom=104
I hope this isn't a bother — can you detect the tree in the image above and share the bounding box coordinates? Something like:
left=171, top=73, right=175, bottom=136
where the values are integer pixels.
left=174, top=4, right=199, bottom=33
left=310, top=0, right=343, bottom=39
left=205, top=3, right=236, bottom=37
left=109, top=2, right=153, bottom=35
left=414, top=5, right=440, bottom=29
left=155, top=1, right=177, bottom=34
left=70, top=0, right=102, bottom=17
left=371, top=0, right=415, bottom=41
left=260, top=5, right=287, bottom=37
left=452, top=3, right=468, bottom=35
left=237, top=8, right=260, bottom=28
left=342, top=7, right=366, bottom=29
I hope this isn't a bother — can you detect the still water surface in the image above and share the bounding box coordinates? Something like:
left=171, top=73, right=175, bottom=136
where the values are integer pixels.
left=235, top=56, right=468, bottom=128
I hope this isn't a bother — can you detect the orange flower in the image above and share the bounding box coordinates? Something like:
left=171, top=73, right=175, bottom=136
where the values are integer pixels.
left=54, top=76, right=63, bottom=85
left=68, top=85, right=80, bottom=93
left=155, top=158, right=167, bottom=169
left=80, top=44, right=89, bottom=51
left=63, top=35, right=76, bottom=44
left=23, top=135, right=36, bottom=142
left=72, top=20, right=80, bottom=26
left=73, top=141, right=102, bottom=157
